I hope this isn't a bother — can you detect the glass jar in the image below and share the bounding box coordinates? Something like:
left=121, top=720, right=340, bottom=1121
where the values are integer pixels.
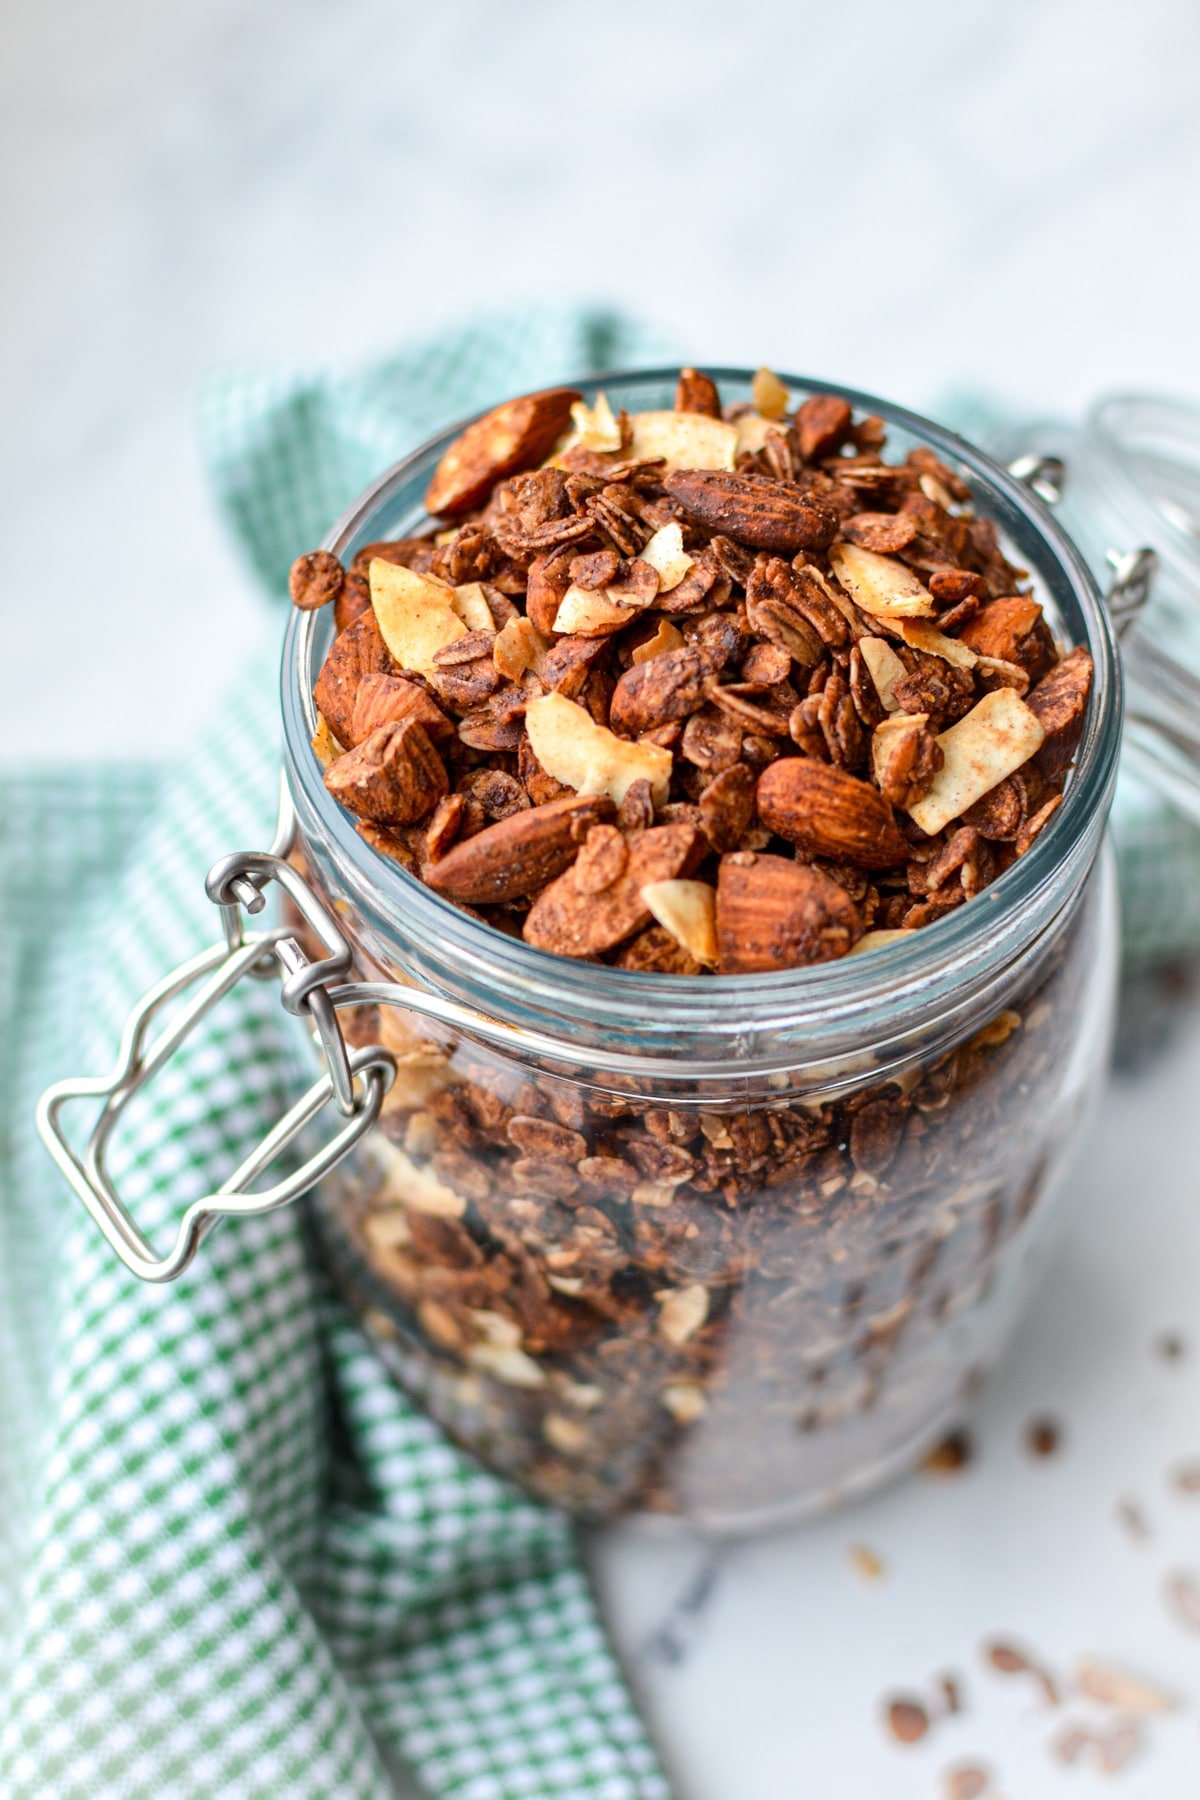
left=47, top=369, right=1191, bottom=1535
left=281, top=371, right=1123, bottom=1531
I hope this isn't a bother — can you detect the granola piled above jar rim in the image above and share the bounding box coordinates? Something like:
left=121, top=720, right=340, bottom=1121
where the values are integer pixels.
left=294, top=369, right=1095, bottom=976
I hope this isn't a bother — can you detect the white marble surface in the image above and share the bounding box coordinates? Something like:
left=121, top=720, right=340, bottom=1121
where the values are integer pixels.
left=6, top=2, right=1200, bottom=1794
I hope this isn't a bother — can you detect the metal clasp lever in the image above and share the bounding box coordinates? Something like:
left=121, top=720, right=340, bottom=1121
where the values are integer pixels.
left=36, top=851, right=395, bottom=1283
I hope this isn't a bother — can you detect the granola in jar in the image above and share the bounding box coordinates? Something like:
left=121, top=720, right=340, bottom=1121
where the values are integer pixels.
left=284, top=368, right=1112, bottom=1525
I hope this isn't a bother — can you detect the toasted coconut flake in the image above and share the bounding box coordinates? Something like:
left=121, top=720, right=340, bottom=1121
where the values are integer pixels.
left=568, top=391, right=623, bottom=453
left=552, top=584, right=638, bottom=636
left=631, top=619, right=686, bottom=665
left=907, top=690, right=1046, bottom=836
left=370, top=559, right=467, bottom=675
left=858, top=636, right=908, bottom=711
left=888, top=616, right=979, bottom=669
left=641, top=879, right=719, bottom=967
left=829, top=543, right=935, bottom=618
left=526, top=691, right=672, bottom=807
left=451, top=581, right=496, bottom=632
left=370, top=1138, right=466, bottom=1218
left=734, top=413, right=785, bottom=457
left=311, top=711, right=343, bottom=768
left=626, top=410, right=738, bottom=471
left=468, top=1340, right=546, bottom=1389
left=494, top=615, right=551, bottom=679
left=1075, top=1658, right=1176, bottom=1715
left=850, top=927, right=916, bottom=956
left=639, top=522, right=694, bottom=592
left=752, top=366, right=791, bottom=420
left=657, top=1283, right=709, bottom=1344
left=661, top=1382, right=708, bottom=1423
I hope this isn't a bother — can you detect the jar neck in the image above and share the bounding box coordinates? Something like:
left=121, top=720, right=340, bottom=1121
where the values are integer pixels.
left=282, top=367, right=1122, bottom=1086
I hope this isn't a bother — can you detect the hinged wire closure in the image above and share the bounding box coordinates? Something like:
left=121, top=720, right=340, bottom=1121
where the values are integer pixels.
left=36, top=821, right=398, bottom=1283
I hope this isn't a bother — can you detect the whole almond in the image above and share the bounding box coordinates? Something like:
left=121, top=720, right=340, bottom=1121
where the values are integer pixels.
left=425, top=387, right=582, bottom=517
left=716, top=854, right=860, bottom=972
left=757, top=759, right=909, bottom=868
left=665, top=470, right=837, bottom=553
left=324, top=719, right=448, bottom=825
left=425, top=794, right=615, bottom=903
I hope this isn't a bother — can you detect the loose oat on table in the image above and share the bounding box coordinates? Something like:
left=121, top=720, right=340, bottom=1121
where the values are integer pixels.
left=283, top=369, right=1103, bottom=1521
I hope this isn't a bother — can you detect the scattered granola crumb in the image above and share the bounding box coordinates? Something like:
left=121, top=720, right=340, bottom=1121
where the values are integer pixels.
left=847, top=1542, right=886, bottom=1583
left=1115, top=1496, right=1151, bottom=1541
left=942, top=1765, right=990, bottom=1800
left=1170, top=1458, right=1200, bottom=1495
left=925, top=1428, right=974, bottom=1475
left=1052, top=1718, right=1144, bottom=1774
left=983, top=1638, right=1060, bottom=1705
left=1155, top=1331, right=1187, bottom=1361
left=1163, top=1569, right=1200, bottom=1634
left=884, top=1696, right=931, bottom=1744
left=1076, top=1656, right=1176, bottom=1714
left=1024, top=1415, right=1061, bottom=1458
left=937, top=1673, right=964, bottom=1716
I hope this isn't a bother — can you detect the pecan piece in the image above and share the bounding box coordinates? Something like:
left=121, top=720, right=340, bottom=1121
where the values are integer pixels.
left=757, top=759, right=909, bottom=868
left=324, top=720, right=448, bottom=825
left=424, top=794, right=615, bottom=903
left=674, top=367, right=721, bottom=417
left=715, top=853, right=860, bottom=972
left=523, top=823, right=702, bottom=958
left=425, top=387, right=582, bottom=517
left=1026, top=646, right=1094, bottom=778
left=665, top=470, right=837, bottom=553
left=289, top=549, right=344, bottom=611
left=312, top=610, right=394, bottom=746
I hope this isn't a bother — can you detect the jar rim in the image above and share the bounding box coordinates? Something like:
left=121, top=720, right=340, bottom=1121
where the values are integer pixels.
left=282, top=366, right=1121, bottom=1064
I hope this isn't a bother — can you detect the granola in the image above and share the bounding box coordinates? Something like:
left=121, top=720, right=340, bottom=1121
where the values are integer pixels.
left=297, top=374, right=1091, bottom=968
left=286, top=371, right=1106, bottom=1523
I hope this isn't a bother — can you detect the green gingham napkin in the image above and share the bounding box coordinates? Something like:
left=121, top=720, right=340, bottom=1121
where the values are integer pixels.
left=4, top=311, right=1200, bottom=1800
left=0, top=307, right=674, bottom=1800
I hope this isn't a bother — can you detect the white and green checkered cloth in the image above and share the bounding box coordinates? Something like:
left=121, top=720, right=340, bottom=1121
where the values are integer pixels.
left=3, top=308, right=1199, bottom=1800
left=0, top=308, right=674, bottom=1800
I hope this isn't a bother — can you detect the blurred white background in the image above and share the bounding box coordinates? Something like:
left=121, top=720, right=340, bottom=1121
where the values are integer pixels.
left=3, top=0, right=1199, bottom=764
left=5, top=3, right=1200, bottom=1796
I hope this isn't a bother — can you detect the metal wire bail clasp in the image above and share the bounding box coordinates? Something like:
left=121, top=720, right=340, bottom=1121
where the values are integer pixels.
left=36, top=845, right=396, bottom=1284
